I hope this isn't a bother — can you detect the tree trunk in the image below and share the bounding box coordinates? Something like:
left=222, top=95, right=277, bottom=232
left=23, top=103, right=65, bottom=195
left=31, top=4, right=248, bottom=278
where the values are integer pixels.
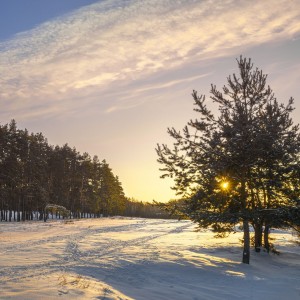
left=242, top=220, right=250, bottom=264
left=254, top=222, right=262, bottom=252
left=241, top=178, right=250, bottom=264
left=264, top=224, right=270, bottom=253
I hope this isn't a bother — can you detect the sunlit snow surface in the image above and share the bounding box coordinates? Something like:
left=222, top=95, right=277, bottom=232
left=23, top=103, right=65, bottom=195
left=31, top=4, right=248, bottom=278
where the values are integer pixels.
left=0, top=218, right=299, bottom=299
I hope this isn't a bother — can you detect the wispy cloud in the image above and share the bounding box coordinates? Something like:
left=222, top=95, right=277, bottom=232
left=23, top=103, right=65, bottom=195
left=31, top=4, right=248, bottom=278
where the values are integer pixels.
left=0, top=0, right=300, bottom=119
left=132, top=73, right=212, bottom=95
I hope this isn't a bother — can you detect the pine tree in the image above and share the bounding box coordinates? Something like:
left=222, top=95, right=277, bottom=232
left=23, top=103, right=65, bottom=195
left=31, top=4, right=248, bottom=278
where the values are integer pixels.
left=0, top=120, right=128, bottom=221
left=156, top=56, right=300, bottom=263
left=98, top=160, right=126, bottom=216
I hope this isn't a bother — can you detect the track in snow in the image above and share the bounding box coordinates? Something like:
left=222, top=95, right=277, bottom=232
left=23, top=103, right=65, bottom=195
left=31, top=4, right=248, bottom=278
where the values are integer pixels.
left=0, top=218, right=193, bottom=284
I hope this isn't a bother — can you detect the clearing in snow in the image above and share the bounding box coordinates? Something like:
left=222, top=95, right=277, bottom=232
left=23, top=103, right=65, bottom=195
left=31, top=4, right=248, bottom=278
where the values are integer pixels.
left=0, top=217, right=299, bottom=299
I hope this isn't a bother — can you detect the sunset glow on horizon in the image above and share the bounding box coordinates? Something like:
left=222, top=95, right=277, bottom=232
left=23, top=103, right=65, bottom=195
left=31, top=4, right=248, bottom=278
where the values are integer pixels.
left=1, top=0, right=300, bottom=202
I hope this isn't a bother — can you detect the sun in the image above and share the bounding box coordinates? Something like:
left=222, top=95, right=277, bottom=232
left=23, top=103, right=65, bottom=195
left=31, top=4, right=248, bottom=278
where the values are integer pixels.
left=220, top=181, right=229, bottom=190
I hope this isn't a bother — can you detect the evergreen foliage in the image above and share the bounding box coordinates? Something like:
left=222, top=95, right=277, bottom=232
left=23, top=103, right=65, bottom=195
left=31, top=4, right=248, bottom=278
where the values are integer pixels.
left=0, top=120, right=127, bottom=221
left=156, top=56, right=300, bottom=263
left=124, top=198, right=176, bottom=219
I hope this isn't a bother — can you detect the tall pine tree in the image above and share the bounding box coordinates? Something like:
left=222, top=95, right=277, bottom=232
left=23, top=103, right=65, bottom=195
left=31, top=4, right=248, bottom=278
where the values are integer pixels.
left=156, top=56, right=300, bottom=263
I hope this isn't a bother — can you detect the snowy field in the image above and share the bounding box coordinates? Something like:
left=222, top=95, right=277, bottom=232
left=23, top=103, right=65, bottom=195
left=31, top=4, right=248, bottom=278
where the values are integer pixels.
left=0, top=217, right=299, bottom=300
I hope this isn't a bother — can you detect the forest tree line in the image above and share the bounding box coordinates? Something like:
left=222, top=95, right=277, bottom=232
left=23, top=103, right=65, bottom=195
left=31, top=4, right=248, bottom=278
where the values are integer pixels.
left=0, top=120, right=167, bottom=221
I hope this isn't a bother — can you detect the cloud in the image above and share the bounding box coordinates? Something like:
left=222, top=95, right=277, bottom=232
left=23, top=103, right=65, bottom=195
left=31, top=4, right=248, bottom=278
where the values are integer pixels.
left=0, top=0, right=300, bottom=120
left=132, top=73, right=212, bottom=95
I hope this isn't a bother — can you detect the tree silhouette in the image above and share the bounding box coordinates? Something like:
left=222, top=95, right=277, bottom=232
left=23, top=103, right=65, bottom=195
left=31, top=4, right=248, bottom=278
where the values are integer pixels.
left=157, top=56, right=300, bottom=263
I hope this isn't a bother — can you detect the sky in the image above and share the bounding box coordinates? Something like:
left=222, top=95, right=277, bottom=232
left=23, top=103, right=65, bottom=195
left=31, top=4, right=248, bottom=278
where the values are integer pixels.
left=0, top=0, right=300, bottom=203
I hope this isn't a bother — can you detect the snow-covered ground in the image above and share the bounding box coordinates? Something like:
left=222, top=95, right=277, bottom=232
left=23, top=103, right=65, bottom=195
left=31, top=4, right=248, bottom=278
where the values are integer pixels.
left=0, top=217, right=299, bottom=300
